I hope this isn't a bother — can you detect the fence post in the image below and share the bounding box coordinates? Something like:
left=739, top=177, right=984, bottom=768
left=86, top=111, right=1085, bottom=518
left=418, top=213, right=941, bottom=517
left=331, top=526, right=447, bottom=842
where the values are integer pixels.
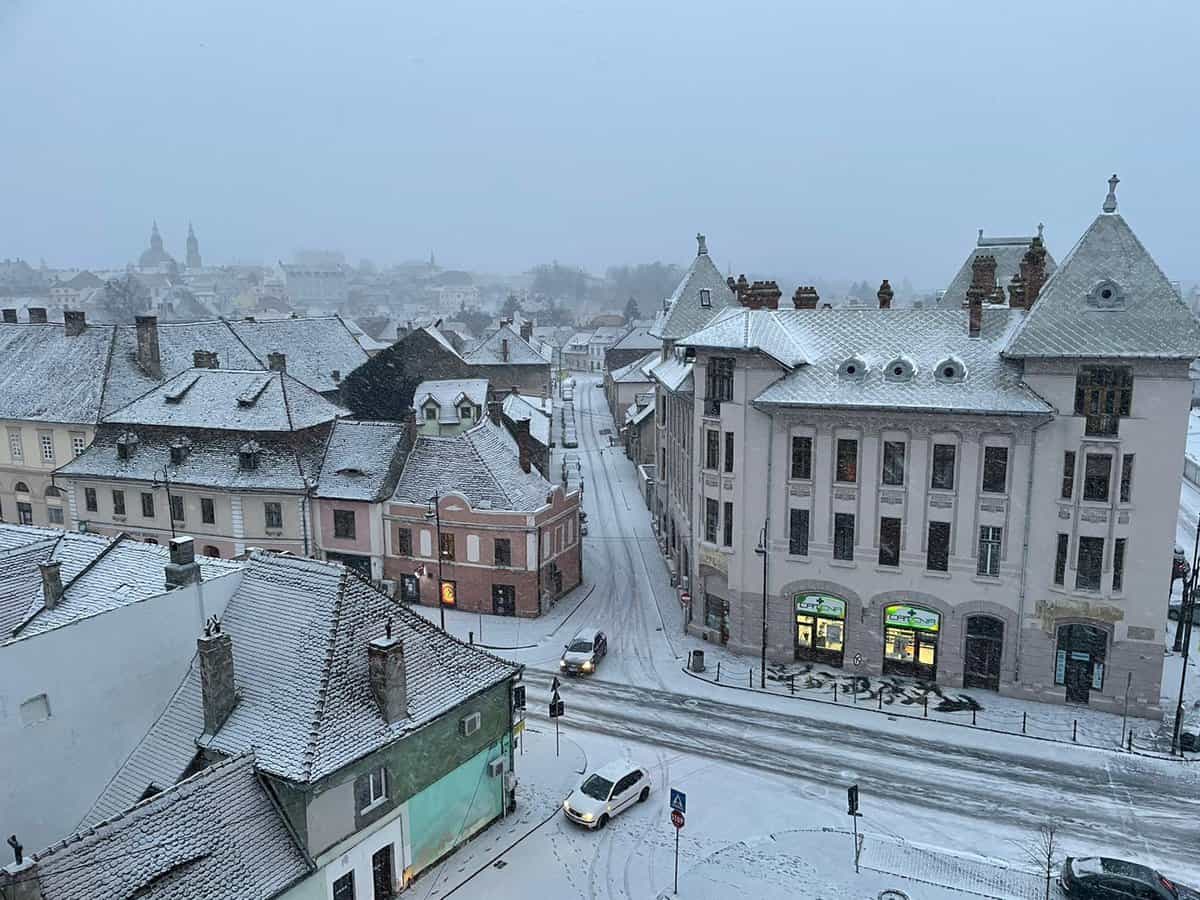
left=878, top=691, right=883, bottom=710
left=1022, top=711, right=1027, bottom=734
left=749, top=667, right=753, bottom=688
left=1073, top=720, right=1078, bottom=743
left=833, top=682, right=838, bottom=703
left=789, top=674, right=795, bottom=695
left=1127, top=731, right=1133, bottom=753
left=469, top=630, right=474, bottom=645
left=972, top=707, right=977, bottom=726
left=923, top=693, right=928, bottom=718
left=716, top=662, right=721, bottom=683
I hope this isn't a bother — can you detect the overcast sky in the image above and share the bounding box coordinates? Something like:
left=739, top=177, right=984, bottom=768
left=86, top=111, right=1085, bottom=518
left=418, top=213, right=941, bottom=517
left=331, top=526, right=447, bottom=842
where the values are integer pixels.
left=2, top=0, right=1197, bottom=286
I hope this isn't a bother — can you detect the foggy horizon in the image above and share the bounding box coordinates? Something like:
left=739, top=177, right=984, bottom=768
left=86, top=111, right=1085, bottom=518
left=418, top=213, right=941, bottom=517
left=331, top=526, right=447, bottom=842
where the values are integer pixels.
left=2, top=0, right=1197, bottom=287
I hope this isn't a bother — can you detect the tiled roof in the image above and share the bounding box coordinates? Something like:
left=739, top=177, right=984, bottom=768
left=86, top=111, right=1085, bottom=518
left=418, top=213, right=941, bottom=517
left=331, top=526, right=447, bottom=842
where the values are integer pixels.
left=315, top=420, right=407, bottom=501
left=0, top=530, right=239, bottom=641
left=413, top=379, right=489, bottom=425
left=502, top=393, right=552, bottom=447
left=609, top=325, right=661, bottom=352
left=464, top=324, right=547, bottom=365
left=650, top=244, right=738, bottom=341
left=609, top=353, right=657, bottom=383
left=1004, top=210, right=1200, bottom=359
left=102, top=369, right=345, bottom=432
left=85, top=553, right=519, bottom=817
left=645, top=353, right=694, bottom=394
left=752, top=308, right=1052, bottom=415
left=393, top=420, right=554, bottom=511
left=0, top=323, right=113, bottom=424
left=939, top=232, right=1057, bottom=309
left=40, top=753, right=311, bottom=900
left=226, top=315, right=368, bottom=393
left=677, top=306, right=808, bottom=368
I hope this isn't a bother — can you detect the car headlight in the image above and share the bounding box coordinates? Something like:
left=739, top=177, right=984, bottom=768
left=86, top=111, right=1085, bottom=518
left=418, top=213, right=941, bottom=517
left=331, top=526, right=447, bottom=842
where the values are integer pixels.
left=582, top=661, right=593, bottom=672
left=562, top=800, right=569, bottom=810
left=559, top=659, right=566, bottom=668
left=582, top=812, right=594, bottom=822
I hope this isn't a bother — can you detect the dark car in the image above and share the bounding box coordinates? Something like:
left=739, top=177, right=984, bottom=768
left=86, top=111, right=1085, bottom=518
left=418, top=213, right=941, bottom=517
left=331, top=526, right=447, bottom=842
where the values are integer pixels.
left=1061, top=856, right=1200, bottom=899
left=560, top=627, right=608, bottom=675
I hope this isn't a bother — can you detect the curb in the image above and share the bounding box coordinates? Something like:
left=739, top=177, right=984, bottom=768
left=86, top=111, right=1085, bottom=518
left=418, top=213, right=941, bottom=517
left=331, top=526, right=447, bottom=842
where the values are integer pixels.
left=472, top=584, right=597, bottom=651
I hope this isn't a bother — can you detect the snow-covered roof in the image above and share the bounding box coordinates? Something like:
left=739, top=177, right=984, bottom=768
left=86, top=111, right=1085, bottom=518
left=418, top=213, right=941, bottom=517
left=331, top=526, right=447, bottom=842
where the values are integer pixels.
left=678, top=307, right=809, bottom=368
left=609, top=325, right=661, bottom=352
left=1003, top=203, right=1200, bottom=359
left=36, top=752, right=311, bottom=900
left=0, top=322, right=114, bottom=424
left=413, top=378, right=489, bottom=425
left=609, top=353, right=657, bottom=383
left=939, top=231, right=1057, bottom=309
left=223, top=315, right=369, bottom=393
left=393, top=420, right=554, bottom=511
left=464, top=324, right=546, bottom=365
left=645, top=353, right=694, bottom=394
left=315, top=420, right=407, bottom=501
left=502, top=392, right=552, bottom=447
left=650, top=237, right=739, bottom=341
left=84, top=553, right=518, bottom=818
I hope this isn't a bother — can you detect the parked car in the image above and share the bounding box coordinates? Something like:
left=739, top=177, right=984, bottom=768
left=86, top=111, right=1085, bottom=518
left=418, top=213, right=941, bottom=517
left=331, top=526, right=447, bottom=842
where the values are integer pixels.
left=562, top=761, right=651, bottom=829
left=1060, top=857, right=1200, bottom=899
left=560, top=627, right=607, bottom=675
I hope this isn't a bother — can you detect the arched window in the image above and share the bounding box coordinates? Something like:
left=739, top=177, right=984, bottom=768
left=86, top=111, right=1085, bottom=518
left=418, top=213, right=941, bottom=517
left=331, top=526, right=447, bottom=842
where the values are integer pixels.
left=203, top=545, right=221, bottom=558
left=13, top=482, right=30, bottom=494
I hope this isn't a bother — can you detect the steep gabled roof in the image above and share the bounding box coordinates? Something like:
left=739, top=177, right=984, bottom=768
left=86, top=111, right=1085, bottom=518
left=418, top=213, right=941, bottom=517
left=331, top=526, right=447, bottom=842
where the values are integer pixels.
left=0, top=323, right=114, bottom=424
left=609, top=325, right=661, bottom=353
left=226, top=315, right=369, bottom=393
left=464, top=324, right=547, bottom=365
left=315, top=420, right=408, bottom=501
left=649, top=236, right=738, bottom=341
left=939, top=230, right=1057, bottom=309
left=678, top=306, right=808, bottom=368
left=609, top=352, right=657, bottom=383
left=1004, top=188, right=1200, bottom=359
left=412, top=379, right=489, bottom=425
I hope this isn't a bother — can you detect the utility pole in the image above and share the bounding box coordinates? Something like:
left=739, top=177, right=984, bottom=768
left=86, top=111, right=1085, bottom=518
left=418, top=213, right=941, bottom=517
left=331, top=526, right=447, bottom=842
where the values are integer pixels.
left=755, top=524, right=768, bottom=688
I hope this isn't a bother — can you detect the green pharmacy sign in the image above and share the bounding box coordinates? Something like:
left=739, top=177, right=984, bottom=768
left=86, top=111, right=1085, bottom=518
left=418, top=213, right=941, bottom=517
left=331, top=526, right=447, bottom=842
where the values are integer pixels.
left=884, top=604, right=940, bottom=632
left=794, top=594, right=846, bottom=619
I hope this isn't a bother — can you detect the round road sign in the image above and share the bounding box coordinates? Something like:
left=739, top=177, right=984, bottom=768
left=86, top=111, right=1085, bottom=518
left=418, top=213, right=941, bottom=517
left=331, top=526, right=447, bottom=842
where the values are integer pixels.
left=853, top=653, right=864, bottom=668
left=670, top=809, right=685, bottom=829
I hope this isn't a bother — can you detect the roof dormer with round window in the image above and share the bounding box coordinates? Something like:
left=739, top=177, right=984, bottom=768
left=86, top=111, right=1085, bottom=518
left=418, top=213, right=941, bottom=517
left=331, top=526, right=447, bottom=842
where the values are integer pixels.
left=838, top=356, right=868, bottom=381
left=884, top=356, right=916, bottom=382
left=934, top=356, right=967, bottom=384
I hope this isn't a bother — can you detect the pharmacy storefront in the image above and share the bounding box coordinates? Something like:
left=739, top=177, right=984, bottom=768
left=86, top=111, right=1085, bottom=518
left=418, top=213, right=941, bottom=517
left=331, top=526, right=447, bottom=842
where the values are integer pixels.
left=794, top=593, right=846, bottom=667
left=882, top=604, right=941, bottom=681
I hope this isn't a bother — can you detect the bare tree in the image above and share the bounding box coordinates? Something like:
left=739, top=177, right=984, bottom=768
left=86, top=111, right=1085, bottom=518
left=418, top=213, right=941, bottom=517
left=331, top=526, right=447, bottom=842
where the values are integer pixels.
left=1015, top=822, right=1060, bottom=900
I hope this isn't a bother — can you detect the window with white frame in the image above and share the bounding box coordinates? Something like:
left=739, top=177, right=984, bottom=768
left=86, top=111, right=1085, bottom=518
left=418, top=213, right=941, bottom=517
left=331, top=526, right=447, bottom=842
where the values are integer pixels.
left=70, top=432, right=87, bottom=458
left=7, top=428, right=22, bottom=461
left=39, top=432, right=54, bottom=462
left=368, top=766, right=387, bottom=806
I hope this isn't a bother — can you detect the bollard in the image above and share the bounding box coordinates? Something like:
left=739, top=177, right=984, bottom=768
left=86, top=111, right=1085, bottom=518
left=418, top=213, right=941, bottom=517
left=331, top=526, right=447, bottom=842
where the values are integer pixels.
left=923, top=693, right=928, bottom=718
left=833, top=682, right=838, bottom=703
left=789, top=674, right=795, bottom=695
left=1073, top=720, right=1078, bottom=743
left=749, top=667, right=753, bottom=688
left=716, top=661, right=721, bottom=683
left=972, top=707, right=977, bottom=726
left=878, top=691, right=883, bottom=710
left=1022, top=711, right=1027, bottom=734
left=1127, top=731, right=1133, bottom=753
left=469, top=630, right=474, bottom=645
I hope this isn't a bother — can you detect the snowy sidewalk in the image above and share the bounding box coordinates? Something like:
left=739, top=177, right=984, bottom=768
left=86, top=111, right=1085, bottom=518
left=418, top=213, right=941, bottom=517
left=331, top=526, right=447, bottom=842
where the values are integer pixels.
left=407, top=580, right=595, bottom=650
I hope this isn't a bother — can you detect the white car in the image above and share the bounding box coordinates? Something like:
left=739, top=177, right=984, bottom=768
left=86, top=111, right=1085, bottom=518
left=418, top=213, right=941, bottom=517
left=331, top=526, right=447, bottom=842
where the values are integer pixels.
left=562, top=761, right=651, bottom=829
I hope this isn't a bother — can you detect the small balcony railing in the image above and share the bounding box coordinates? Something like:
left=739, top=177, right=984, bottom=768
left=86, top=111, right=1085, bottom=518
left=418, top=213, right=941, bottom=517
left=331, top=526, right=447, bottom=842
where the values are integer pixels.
left=1084, top=413, right=1120, bottom=437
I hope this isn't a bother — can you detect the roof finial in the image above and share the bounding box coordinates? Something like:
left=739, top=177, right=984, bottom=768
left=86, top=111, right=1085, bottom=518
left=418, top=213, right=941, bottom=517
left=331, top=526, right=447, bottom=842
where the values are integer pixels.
left=1037, top=222, right=1044, bottom=240
left=696, top=233, right=707, bottom=256
left=1103, top=173, right=1119, bottom=213
left=977, top=228, right=984, bottom=243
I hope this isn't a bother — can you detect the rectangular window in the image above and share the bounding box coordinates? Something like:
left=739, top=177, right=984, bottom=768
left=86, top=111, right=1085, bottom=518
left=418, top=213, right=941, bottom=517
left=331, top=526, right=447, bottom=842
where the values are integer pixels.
left=1083, top=454, right=1111, bottom=502
left=1076, top=536, right=1104, bottom=591
left=927, top=521, right=950, bottom=572
left=788, top=508, right=809, bottom=556
left=264, top=501, right=283, bottom=529
left=977, top=526, right=1002, bottom=577
left=201, top=497, right=215, bottom=524
left=833, top=513, right=855, bottom=561
left=1061, top=451, right=1075, bottom=499
left=494, top=537, right=511, bottom=566
left=1054, top=533, right=1069, bottom=585
left=113, top=490, right=126, bottom=516
left=705, top=357, right=735, bottom=405
left=878, top=516, right=901, bottom=567
left=724, top=432, right=734, bottom=473
left=7, top=428, right=22, bottom=461
left=16, top=502, right=31, bottom=525
left=396, top=527, right=412, bottom=556
left=1074, top=365, right=1132, bottom=435
left=1119, top=454, right=1134, bottom=503
left=170, top=495, right=184, bottom=523
left=47, top=506, right=63, bottom=525
left=835, top=438, right=858, bottom=483
left=333, top=509, right=356, bottom=539
left=439, top=532, right=455, bottom=561
left=71, top=432, right=87, bottom=458
left=705, top=430, right=719, bottom=470
left=332, top=870, right=355, bottom=900
left=140, top=492, right=154, bottom=518
left=704, top=498, right=718, bottom=544
left=982, top=447, right=1008, bottom=494
left=791, top=436, right=812, bottom=479
left=367, top=766, right=388, bottom=806
left=722, top=501, right=733, bottom=547
left=1113, top=538, right=1126, bottom=592
left=39, top=433, right=54, bottom=462
left=84, top=487, right=97, bottom=512
left=931, top=444, right=956, bottom=490
left=881, top=441, right=905, bottom=486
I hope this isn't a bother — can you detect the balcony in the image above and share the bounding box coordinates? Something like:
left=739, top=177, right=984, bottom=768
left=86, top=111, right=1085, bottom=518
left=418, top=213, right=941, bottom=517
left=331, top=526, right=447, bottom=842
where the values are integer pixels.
left=1084, top=413, right=1120, bottom=437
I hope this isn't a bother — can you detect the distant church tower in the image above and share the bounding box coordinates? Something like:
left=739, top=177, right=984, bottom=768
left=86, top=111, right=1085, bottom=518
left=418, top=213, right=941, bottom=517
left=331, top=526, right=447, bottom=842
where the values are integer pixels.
left=186, top=222, right=202, bottom=269
left=139, top=220, right=176, bottom=269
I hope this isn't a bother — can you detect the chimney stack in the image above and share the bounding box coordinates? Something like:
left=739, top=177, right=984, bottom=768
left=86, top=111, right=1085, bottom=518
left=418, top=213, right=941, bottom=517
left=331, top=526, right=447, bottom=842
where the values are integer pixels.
left=0, top=838, right=41, bottom=900
left=487, top=400, right=503, bottom=427
left=403, top=408, right=417, bottom=448
left=967, top=254, right=997, bottom=303
left=267, top=351, right=286, bottom=372
left=135, top=315, right=162, bottom=378
left=520, top=320, right=533, bottom=342
left=514, top=417, right=532, bottom=473
left=877, top=279, right=894, bottom=309
left=739, top=280, right=782, bottom=310
left=198, top=618, right=237, bottom=735
left=27, top=308, right=47, bottom=324
left=501, top=338, right=509, bottom=362
left=165, top=536, right=201, bottom=589
left=2, top=309, right=17, bottom=324
left=1018, top=227, right=1048, bottom=310
left=792, top=286, right=819, bottom=310
left=39, top=561, right=63, bottom=609
left=368, top=627, right=408, bottom=723
left=63, top=310, right=86, bottom=336
left=1007, top=273, right=1026, bottom=309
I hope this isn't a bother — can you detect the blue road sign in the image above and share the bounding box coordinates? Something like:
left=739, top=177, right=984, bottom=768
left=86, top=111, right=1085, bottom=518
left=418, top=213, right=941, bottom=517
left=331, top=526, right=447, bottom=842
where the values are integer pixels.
left=669, top=788, right=686, bottom=813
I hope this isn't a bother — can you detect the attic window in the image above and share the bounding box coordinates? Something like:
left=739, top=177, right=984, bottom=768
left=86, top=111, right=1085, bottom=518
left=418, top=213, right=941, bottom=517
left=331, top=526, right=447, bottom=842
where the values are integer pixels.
left=116, top=431, right=139, bottom=460
left=1086, top=280, right=1125, bottom=309
left=935, top=357, right=966, bottom=383
left=424, top=404, right=438, bottom=421
left=838, top=357, right=868, bottom=381
left=238, top=440, right=261, bottom=471
left=699, top=289, right=711, bottom=308
left=884, top=357, right=916, bottom=382
left=684, top=347, right=696, bottom=361
left=169, top=438, right=192, bottom=465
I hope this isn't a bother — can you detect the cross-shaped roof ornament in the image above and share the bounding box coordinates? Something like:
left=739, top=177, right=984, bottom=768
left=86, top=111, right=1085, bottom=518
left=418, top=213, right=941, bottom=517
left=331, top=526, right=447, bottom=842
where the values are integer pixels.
left=1103, top=174, right=1120, bottom=213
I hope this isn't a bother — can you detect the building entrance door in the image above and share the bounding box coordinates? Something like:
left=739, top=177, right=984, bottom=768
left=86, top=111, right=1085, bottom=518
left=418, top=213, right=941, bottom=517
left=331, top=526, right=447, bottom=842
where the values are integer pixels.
left=963, top=615, right=1003, bottom=691
left=1055, top=623, right=1108, bottom=705
left=794, top=594, right=846, bottom=667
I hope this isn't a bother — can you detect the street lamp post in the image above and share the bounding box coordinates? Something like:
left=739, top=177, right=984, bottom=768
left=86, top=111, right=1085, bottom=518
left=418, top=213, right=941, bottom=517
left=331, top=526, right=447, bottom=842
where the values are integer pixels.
left=153, top=465, right=177, bottom=539
left=1171, top=513, right=1200, bottom=755
left=755, top=524, right=768, bottom=688
left=426, top=492, right=445, bottom=631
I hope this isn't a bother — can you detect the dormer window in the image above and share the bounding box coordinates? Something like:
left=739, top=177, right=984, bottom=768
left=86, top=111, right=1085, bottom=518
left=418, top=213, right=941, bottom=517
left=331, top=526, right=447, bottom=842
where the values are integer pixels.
left=460, top=405, right=473, bottom=420
left=1086, top=280, right=1125, bottom=309
left=838, top=356, right=868, bottom=381
left=699, top=289, right=711, bottom=308
left=239, top=440, right=261, bottom=471
left=169, top=438, right=192, bottom=465
left=884, top=356, right=916, bottom=382
left=424, top=404, right=438, bottom=421
left=934, top=357, right=966, bottom=383
left=116, top=431, right=139, bottom=461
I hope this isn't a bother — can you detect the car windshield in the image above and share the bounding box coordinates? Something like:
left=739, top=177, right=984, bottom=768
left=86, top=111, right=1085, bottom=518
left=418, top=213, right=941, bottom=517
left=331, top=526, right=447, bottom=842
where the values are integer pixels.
left=580, top=775, right=613, bottom=800
left=567, top=640, right=593, bottom=653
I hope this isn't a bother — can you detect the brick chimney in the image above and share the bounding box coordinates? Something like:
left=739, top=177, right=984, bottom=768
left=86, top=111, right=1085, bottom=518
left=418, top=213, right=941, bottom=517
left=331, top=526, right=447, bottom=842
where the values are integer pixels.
left=501, top=338, right=509, bottom=362
left=63, top=310, right=86, bottom=336
left=193, top=349, right=219, bottom=369
left=726, top=276, right=737, bottom=295
left=1, top=309, right=17, bottom=324
left=733, top=274, right=750, bottom=303
left=165, top=536, right=201, bottom=589
left=39, top=561, right=63, bottom=610
left=1018, top=228, right=1048, bottom=309
left=967, top=254, right=996, bottom=302
left=368, top=625, right=408, bottom=723
left=877, top=279, right=894, bottom=309
left=198, top=618, right=236, bottom=736
left=267, top=351, right=286, bottom=372
left=487, top=400, right=504, bottom=427
left=740, top=280, right=782, bottom=310
left=27, top=308, right=47, bottom=324
left=135, top=315, right=162, bottom=378
left=1007, top=273, right=1026, bottom=309
left=793, top=286, right=819, bottom=310
left=520, top=320, right=534, bottom=342
left=403, top=408, right=418, bottom=448
left=514, top=417, right=532, bottom=473
left=0, top=842, right=42, bottom=900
